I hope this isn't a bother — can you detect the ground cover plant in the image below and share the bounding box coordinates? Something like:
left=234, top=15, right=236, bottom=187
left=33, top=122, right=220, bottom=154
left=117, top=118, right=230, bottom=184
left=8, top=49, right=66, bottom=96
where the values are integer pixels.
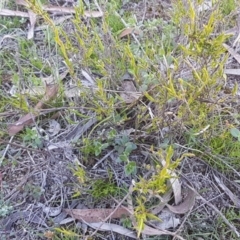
left=1, top=0, right=240, bottom=239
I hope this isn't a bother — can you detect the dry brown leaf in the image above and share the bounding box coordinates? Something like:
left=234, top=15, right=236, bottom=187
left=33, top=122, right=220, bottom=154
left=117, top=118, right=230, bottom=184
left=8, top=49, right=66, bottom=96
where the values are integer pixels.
left=8, top=113, right=36, bottom=136
left=119, top=28, right=141, bottom=38
left=166, top=187, right=195, bottom=214
left=8, top=84, right=58, bottom=136
left=64, top=207, right=130, bottom=223
left=223, top=43, right=240, bottom=64
left=34, top=84, right=58, bottom=110
left=39, top=84, right=58, bottom=105
left=120, top=80, right=141, bottom=104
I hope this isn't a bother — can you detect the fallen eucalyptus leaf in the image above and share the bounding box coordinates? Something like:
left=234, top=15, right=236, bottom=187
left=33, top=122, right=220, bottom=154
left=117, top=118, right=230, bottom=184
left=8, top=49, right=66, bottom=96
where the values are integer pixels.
left=166, top=187, right=195, bottom=214
left=64, top=207, right=130, bottom=223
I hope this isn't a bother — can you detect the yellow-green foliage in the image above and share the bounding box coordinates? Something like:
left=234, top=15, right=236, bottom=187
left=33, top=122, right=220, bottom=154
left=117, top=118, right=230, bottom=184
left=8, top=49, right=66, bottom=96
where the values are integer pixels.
left=210, top=130, right=240, bottom=158
left=159, top=0, right=229, bottom=130
left=133, top=146, right=194, bottom=235
left=54, top=227, right=81, bottom=239
left=90, top=179, right=119, bottom=199
left=134, top=195, right=161, bottom=237
left=106, top=13, right=125, bottom=33
left=219, top=0, right=236, bottom=16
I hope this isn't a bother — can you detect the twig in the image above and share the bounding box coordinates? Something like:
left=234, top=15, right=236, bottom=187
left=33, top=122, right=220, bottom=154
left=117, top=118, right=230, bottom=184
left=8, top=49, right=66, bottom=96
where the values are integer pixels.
left=92, top=149, right=114, bottom=169
left=0, top=140, right=47, bottom=154
left=187, top=185, right=240, bottom=238
left=0, top=136, right=14, bottom=166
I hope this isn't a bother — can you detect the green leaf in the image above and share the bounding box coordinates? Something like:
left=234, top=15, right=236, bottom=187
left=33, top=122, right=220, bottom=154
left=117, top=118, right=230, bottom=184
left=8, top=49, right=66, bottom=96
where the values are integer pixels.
left=115, top=145, right=125, bottom=154
left=230, top=128, right=240, bottom=138
left=107, top=129, right=117, bottom=139
left=166, top=145, right=174, bottom=163
left=94, top=149, right=101, bottom=156
left=119, top=153, right=129, bottom=162
left=125, top=142, right=137, bottom=154
left=124, top=161, right=136, bottom=176
left=101, top=143, right=109, bottom=149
